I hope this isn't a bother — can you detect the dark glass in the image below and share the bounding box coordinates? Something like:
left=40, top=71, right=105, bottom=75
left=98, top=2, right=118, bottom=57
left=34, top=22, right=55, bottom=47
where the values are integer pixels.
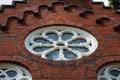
left=34, top=38, right=51, bottom=44
left=64, top=50, right=77, bottom=60
left=70, top=39, right=86, bottom=44
left=71, top=47, right=89, bottom=52
left=33, top=47, right=50, bottom=52
left=110, top=70, right=120, bottom=77
left=62, top=33, right=73, bottom=41
left=0, top=75, right=5, bottom=78
left=57, top=43, right=65, bottom=47
left=7, top=70, right=17, bottom=77
left=46, top=50, right=59, bottom=60
left=46, top=33, right=58, bottom=41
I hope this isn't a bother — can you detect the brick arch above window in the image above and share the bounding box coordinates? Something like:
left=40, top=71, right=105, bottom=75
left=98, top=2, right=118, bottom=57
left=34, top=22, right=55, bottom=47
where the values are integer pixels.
left=0, top=63, right=32, bottom=80
left=87, top=56, right=120, bottom=78
left=97, top=62, right=120, bottom=80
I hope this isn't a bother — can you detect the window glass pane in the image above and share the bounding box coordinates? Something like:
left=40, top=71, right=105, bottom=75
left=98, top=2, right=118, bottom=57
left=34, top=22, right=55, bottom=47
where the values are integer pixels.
left=46, top=50, right=59, bottom=60
left=34, top=38, right=51, bottom=44
left=46, top=33, right=58, bottom=41
left=70, top=39, right=86, bottom=44
left=71, top=47, right=89, bottom=52
left=64, top=49, right=77, bottom=60
left=62, top=33, right=73, bottom=41
left=33, top=47, right=50, bottom=52
left=110, top=70, right=120, bottom=77
left=7, top=70, right=17, bottom=77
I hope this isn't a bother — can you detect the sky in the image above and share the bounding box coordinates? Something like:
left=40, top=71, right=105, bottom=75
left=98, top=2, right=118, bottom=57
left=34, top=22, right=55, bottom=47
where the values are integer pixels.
left=0, top=0, right=110, bottom=7
left=0, top=0, right=23, bottom=7
left=93, top=0, right=110, bottom=6
left=0, top=0, right=13, bottom=5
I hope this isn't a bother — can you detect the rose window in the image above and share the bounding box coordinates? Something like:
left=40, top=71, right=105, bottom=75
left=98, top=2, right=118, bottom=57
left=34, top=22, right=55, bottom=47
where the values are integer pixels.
left=97, top=63, right=120, bottom=80
left=0, top=64, right=32, bottom=80
left=24, top=26, right=98, bottom=60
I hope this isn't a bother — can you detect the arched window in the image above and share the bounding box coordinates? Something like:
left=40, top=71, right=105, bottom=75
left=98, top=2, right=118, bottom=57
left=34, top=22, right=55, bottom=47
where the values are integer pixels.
left=97, top=63, right=120, bottom=80
left=0, top=64, right=32, bottom=80
left=24, top=26, right=98, bottom=60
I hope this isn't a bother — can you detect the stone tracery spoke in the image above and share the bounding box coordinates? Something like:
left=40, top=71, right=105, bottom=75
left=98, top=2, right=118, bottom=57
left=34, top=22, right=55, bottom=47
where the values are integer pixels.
left=67, top=35, right=91, bottom=44
left=0, top=70, right=8, bottom=79
left=31, top=35, right=54, bottom=44
left=98, top=75, right=111, bottom=80
left=42, top=48, right=59, bottom=60
left=42, top=48, right=56, bottom=56
left=56, top=48, right=64, bottom=60
left=68, top=44, right=92, bottom=56
left=66, top=48, right=82, bottom=59
left=42, top=30, right=59, bottom=41
left=61, top=30, right=78, bottom=41
left=30, top=43, right=54, bottom=55
left=68, top=43, right=90, bottom=47
left=31, top=43, right=54, bottom=47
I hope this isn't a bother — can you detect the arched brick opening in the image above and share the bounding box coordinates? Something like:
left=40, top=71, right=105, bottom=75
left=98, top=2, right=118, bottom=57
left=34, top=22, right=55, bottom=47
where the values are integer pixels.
left=0, top=55, right=42, bottom=79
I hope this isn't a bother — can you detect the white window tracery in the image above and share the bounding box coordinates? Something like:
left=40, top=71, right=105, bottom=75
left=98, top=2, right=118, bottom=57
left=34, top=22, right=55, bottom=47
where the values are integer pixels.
left=24, top=26, right=98, bottom=60
left=0, top=64, right=32, bottom=80
left=97, top=63, right=120, bottom=80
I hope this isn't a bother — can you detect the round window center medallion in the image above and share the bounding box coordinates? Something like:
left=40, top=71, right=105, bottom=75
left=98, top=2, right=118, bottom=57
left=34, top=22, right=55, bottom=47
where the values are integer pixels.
left=57, top=43, right=65, bottom=47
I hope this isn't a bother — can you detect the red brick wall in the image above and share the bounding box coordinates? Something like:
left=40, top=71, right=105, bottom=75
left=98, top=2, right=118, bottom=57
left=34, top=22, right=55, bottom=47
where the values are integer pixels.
left=0, top=0, right=120, bottom=80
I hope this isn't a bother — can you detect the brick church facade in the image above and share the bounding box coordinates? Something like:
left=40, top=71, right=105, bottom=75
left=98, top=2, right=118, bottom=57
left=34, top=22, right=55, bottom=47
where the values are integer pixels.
left=0, top=0, right=120, bottom=80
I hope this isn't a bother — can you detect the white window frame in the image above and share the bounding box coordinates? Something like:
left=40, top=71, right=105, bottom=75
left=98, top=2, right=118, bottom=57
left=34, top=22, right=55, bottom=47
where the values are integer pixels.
left=24, top=26, right=98, bottom=61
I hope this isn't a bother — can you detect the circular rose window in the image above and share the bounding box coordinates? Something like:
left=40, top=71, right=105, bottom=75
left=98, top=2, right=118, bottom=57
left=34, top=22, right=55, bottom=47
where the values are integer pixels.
left=24, top=26, right=98, bottom=60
